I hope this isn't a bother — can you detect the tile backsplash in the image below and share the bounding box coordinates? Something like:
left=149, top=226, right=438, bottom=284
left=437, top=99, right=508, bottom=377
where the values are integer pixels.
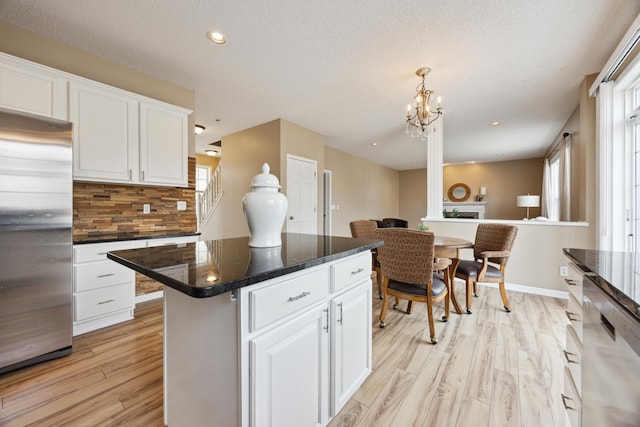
left=73, top=157, right=197, bottom=241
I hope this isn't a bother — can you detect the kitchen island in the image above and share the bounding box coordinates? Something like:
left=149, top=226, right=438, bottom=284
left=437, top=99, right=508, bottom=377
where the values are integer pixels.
left=108, top=233, right=382, bottom=427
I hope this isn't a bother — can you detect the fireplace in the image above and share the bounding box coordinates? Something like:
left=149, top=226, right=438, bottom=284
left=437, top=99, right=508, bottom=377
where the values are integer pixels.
left=443, top=201, right=487, bottom=219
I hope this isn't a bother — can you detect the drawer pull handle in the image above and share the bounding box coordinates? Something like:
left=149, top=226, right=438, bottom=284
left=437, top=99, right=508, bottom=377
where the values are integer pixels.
left=351, top=268, right=364, bottom=275
left=565, top=310, right=579, bottom=322
left=561, top=394, right=575, bottom=411
left=564, top=278, right=577, bottom=286
left=97, top=273, right=115, bottom=278
left=97, top=299, right=115, bottom=305
left=98, top=252, right=108, bottom=255
left=288, top=291, right=310, bottom=302
left=563, top=350, right=578, bottom=364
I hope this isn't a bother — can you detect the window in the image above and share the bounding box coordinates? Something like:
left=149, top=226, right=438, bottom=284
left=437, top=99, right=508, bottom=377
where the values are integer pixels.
left=195, top=165, right=211, bottom=227
left=196, top=166, right=210, bottom=193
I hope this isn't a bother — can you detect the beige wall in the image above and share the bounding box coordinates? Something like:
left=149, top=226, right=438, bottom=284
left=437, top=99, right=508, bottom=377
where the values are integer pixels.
left=0, top=21, right=196, bottom=155
left=399, top=169, right=427, bottom=227
left=324, top=146, right=399, bottom=237
left=280, top=120, right=325, bottom=233
left=201, top=120, right=281, bottom=240
left=443, top=158, right=544, bottom=219
left=195, top=154, right=221, bottom=171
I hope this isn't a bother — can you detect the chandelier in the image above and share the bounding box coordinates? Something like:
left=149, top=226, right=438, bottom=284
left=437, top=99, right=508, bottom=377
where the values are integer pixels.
left=405, top=67, right=442, bottom=140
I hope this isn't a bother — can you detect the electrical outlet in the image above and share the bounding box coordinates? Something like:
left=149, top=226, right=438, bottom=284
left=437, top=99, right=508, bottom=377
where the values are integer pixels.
left=177, top=201, right=187, bottom=211
left=143, top=204, right=150, bottom=214
left=559, top=265, right=568, bottom=277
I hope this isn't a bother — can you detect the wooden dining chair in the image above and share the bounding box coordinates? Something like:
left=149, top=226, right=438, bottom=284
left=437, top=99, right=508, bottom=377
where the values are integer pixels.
left=349, top=220, right=383, bottom=299
left=454, top=223, right=518, bottom=313
left=375, top=228, right=449, bottom=344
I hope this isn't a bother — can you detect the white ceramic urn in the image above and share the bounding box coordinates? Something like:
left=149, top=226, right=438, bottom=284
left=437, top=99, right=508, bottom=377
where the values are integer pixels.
left=242, top=163, right=288, bottom=247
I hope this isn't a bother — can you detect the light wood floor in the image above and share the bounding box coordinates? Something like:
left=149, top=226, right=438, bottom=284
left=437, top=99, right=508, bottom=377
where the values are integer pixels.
left=0, top=282, right=569, bottom=427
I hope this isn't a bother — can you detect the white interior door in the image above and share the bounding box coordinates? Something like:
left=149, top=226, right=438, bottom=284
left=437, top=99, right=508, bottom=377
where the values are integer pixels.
left=286, top=155, right=317, bottom=234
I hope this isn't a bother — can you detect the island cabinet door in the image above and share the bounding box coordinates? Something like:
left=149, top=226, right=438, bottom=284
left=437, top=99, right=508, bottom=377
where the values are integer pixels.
left=330, top=279, right=372, bottom=415
left=249, top=303, right=329, bottom=427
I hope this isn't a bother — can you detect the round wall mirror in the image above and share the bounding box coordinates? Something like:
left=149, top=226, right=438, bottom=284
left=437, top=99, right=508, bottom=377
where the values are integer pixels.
left=448, top=183, right=470, bottom=202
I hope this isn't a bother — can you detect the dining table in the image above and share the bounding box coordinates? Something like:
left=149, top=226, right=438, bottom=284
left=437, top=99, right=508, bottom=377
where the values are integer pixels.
left=434, top=235, right=474, bottom=314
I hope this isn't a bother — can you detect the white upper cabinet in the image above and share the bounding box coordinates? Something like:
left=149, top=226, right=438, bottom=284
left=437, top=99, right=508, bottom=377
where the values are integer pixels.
left=70, top=79, right=190, bottom=187
left=0, top=52, right=191, bottom=188
left=139, top=101, right=188, bottom=186
left=0, top=54, right=67, bottom=120
left=69, top=81, right=138, bottom=183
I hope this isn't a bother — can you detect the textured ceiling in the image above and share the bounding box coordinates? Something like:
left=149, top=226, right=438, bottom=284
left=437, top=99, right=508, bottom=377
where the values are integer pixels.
left=1, top=1, right=639, bottom=170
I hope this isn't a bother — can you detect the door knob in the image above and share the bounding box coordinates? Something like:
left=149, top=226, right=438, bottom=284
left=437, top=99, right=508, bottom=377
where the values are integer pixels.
left=289, top=216, right=294, bottom=220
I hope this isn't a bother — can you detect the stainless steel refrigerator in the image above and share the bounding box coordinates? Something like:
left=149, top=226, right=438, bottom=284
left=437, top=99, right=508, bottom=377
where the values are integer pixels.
left=0, top=107, right=73, bottom=374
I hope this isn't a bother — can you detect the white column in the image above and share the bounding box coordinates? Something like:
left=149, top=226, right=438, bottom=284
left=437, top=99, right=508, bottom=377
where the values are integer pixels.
left=424, top=118, right=444, bottom=220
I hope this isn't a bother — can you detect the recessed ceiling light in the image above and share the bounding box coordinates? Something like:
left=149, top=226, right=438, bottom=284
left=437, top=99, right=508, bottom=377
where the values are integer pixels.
left=371, top=142, right=379, bottom=146
left=490, top=121, right=501, bottom=126
left=207, top=31, right=226, bottom=44
left=195, top=124, right=205, bottom=135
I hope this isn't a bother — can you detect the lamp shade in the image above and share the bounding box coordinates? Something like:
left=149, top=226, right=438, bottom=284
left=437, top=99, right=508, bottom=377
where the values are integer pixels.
left=516, top=195, right=540, bottom=208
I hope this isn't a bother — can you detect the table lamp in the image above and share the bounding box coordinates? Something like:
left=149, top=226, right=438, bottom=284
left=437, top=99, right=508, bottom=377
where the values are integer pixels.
left=516, top=194, right=540, bottom=220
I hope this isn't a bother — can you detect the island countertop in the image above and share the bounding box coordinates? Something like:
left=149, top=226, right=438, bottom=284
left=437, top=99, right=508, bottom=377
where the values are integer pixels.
left=563, top=248, right=640, bottom=322
left=107, top=233, right=382, bottom=298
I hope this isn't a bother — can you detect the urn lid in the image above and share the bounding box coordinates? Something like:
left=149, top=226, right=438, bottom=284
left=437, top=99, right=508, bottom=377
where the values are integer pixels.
left=250, top=163, right=281, bottom=189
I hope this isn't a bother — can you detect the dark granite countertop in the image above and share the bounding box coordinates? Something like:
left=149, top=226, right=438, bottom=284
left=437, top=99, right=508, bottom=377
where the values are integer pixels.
left=564, top=248, right=640, bottom=321
left=74, top=230, right=200, bottom=244
left=107, top=233, right=382, bottom=298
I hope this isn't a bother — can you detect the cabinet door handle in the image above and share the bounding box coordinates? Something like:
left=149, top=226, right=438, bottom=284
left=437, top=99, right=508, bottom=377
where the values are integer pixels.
left=323, top=308, right=329, bottom=333
left=560, top=394, right=575, bottom=411
left=337, top=302, right=343, bottom=324
left=128, top=169, right=132, bottom=179
left=97, top=299, right=115, bottom=305
left=563, top=350, right=578, bottom=364
left=564, top=278, right=577, bottom=286
left=97, top=273, right=115, bottom=278
left=288, top=291, right=310, bottom=302
left=142, top=170, right=145, bottom=180
left=565, top=310, right=579, bottom=322
left=351, top=268, right=364, bottom=275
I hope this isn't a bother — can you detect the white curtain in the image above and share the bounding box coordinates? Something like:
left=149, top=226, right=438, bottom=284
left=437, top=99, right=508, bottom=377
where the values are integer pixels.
left=558, top=133, right=572, bottom=221
left=541, top=158, right=552, bottom=219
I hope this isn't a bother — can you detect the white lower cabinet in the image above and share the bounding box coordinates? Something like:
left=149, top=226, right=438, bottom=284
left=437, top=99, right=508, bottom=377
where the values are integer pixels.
left=331, top=280, right=372, bottom=415
left=250, top=303, right=329, bottom=427
left=163, top=251, right=372, bottom=427
left=73, top=235, right=197, bottom=335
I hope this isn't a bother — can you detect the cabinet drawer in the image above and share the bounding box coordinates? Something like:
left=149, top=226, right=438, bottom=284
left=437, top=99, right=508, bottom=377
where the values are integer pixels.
left=249, top=268, right=329, bottom=331
left=566, top=293, right=583, bottom=341
left=331, top=252, right=371, bottom=293
left=563, top=367, right=582, bottom=427
left=564, top=324, right=582, bottom=395
left=74, top=240, right=144, bottom=263
left=74, top=283, right=134, bottom=321
left=74, top=260, right=134, bottom=292
left=565, top=263, right=584, bottom=303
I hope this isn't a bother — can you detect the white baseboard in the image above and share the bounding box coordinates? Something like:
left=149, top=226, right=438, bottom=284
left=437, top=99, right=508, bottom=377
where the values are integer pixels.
left=453, top=278, right=568, bottom=300
left=135, top=290, right=164, bottom=304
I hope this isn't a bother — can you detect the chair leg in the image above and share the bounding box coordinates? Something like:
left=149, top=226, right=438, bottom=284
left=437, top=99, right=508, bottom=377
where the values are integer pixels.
left=393, top=296, right=400, bottom=310
left=406, top=300, right=414, bottom=314
left=473, top=281, right=479, bottom=297
left=465, top=278, right=474, bottom=314
left=442, top=267, right=450, bottom=322
left=375, top=267, right=383, bottom=300
left=499, top=279, right=511, bottom=312
left=426, top=289, right=437, bottom=344
left=379, top=277, right=389, bottom=327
